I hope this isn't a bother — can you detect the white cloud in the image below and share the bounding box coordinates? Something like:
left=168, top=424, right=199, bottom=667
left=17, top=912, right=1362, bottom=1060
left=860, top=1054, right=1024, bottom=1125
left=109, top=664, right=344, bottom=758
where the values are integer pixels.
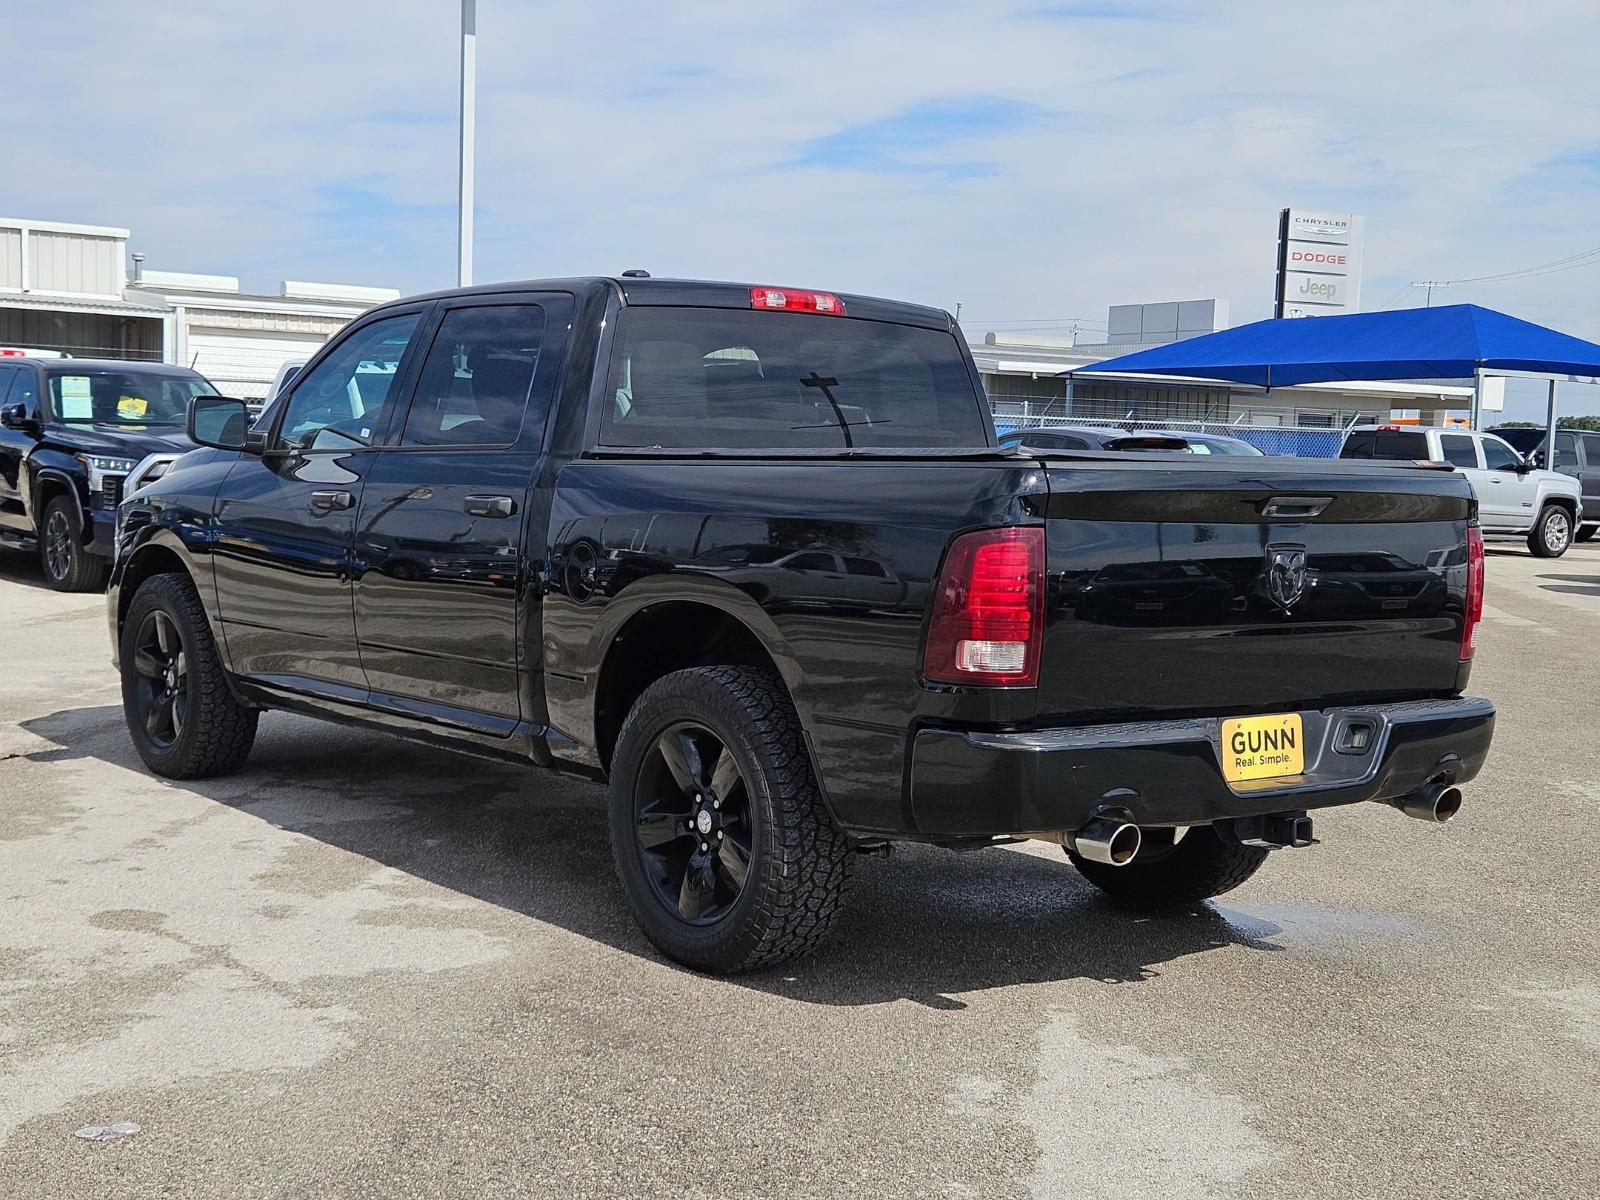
left=8, top=1, right=1600, bottom=413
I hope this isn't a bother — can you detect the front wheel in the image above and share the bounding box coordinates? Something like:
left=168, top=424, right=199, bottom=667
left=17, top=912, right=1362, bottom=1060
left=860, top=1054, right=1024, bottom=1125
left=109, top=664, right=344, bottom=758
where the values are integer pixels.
left=38, top=496, right=107, bottom=592
left=121, top=572, right=258, bottom=778
left=1528, top=504, right=1572, bottom=557
left=1067, top=824, right=1268, bottom=910
left=608, top=666, right=852, bottom=973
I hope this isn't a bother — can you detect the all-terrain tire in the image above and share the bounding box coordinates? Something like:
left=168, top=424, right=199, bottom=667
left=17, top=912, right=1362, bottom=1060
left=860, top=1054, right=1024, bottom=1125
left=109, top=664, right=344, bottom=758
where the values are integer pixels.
left=121, top=572, right=258, bottom=778
left=1528, top=504, right=1572, bottom=558
left=39, top=496, right=108, bottom=592
left=608, top=666, right=852, bottom=973
left=1067, top=825, right=1269, bottom=910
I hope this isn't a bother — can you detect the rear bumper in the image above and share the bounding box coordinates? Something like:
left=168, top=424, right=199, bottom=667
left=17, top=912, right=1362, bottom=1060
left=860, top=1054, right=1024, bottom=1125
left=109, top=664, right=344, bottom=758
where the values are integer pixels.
left=909, top=696, right=1495, bottom=837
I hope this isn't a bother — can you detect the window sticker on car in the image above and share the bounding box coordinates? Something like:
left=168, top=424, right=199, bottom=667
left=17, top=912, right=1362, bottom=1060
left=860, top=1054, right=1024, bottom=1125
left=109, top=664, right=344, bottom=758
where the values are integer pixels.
left=59, top=376, right=93, bottom=418
left=117, top=395, right=149, bottom=419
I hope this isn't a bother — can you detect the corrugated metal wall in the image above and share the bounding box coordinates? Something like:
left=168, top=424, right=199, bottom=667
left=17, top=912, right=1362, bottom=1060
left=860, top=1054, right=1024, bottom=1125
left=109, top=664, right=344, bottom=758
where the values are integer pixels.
left=0, top=229, right=21, bottom=291
left=29, top=231, right=124, bottom=297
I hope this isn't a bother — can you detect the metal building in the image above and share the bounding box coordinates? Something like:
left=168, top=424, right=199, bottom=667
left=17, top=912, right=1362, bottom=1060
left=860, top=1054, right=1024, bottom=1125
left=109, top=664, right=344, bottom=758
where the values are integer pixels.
left=0, top=216, right=397, bottom=400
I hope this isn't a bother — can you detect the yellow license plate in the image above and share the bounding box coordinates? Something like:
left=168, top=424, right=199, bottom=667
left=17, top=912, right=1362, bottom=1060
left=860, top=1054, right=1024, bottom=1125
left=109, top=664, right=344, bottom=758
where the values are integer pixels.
left=1220, top=713, right=1305, bottom=783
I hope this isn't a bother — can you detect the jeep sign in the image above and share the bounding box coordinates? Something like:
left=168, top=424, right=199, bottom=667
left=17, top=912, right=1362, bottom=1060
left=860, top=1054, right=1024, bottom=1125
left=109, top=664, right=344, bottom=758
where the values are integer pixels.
left=1275, top=208, right=1364, bottom=318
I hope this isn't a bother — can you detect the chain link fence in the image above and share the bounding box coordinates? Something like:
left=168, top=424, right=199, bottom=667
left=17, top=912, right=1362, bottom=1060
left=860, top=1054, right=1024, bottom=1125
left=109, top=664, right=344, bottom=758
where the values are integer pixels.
left=989, top=403, right=1349, bottom=458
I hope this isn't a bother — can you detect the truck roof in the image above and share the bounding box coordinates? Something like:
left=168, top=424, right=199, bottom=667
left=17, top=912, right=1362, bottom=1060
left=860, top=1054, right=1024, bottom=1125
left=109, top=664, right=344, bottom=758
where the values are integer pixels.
left=376, top=276, right=957, bottom=332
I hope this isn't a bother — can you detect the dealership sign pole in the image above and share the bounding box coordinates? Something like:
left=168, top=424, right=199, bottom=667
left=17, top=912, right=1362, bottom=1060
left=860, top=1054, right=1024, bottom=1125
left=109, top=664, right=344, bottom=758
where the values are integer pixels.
left=458, top=0, right=476, bottom=288
left=1275, top=209, right=1364, bottom=318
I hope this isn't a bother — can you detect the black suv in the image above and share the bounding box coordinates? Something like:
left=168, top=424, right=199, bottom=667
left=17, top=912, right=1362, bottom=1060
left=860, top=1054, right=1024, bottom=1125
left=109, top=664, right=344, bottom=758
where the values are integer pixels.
left=0, top=356, right=212, bottom=589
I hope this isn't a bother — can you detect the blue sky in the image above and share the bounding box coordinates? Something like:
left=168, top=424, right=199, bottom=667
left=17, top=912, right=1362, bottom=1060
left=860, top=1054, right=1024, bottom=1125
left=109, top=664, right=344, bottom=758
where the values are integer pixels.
left=7, top=0, right=1600, bottom=418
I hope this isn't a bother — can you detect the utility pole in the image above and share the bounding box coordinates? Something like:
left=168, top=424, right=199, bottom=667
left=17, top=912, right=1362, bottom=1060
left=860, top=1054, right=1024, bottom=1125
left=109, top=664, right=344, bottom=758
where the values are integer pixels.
left=457, top=0, right=476, bottom=288
left=1411, top=280, right=1449, bottom=307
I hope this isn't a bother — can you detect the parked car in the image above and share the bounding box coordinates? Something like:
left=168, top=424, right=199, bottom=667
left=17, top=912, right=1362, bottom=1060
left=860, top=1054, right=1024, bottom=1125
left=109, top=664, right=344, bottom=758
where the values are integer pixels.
left=1340, top=425, right=1583, bottom=557
left=1490, top=426, right=1600, bottom=543
left=109, top=276, right=1494, bottom=973
left=0, top=356, right=213, bottom=590
left=1000, top=426, right=1264, bottom=455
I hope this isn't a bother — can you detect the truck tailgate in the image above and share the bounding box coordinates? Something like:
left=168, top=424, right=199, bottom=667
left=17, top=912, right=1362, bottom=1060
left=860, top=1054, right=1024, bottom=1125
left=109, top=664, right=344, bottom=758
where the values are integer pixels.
left=1037, top=457, right=1474, bottom=722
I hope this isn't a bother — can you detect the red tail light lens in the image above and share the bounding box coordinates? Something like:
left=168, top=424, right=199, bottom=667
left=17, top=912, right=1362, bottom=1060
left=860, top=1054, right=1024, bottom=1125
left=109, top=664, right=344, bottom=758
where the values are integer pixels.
left=749, top=286, right=845, bottom=316
left=923, top=526, right=1045, bottom=687
left=1461, top=524, right=1484, bottom=660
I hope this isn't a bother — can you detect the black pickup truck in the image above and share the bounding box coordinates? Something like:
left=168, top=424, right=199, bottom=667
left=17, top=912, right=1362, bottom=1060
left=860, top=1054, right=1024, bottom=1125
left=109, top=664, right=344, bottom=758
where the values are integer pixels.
left=108, top=276, right=1495, bottom=972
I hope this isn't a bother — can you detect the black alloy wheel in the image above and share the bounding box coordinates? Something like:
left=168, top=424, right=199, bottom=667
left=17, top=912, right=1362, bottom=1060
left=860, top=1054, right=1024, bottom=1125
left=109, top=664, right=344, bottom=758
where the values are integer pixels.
left=43, top=505, right=74, bottom=582
left=635, top=722, right=754, bottom=925
left=608, top=665, right=852, bottom=973
left=130, top=609, right=189, bottom=750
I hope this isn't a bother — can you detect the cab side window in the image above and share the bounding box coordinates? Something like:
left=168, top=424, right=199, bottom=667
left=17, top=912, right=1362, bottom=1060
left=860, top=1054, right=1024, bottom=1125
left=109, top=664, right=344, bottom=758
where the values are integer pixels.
left=274, top=313, right=421, bottom=452
left=399, top=305, right=546, bottom=448
left=1481, top=438, right=1520, bottom=471
left=1552, top=432, right=1578, bottom=470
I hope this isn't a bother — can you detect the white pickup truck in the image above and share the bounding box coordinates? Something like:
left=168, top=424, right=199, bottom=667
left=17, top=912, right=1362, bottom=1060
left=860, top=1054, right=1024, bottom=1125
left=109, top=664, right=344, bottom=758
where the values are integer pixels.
left=1341, top=425, right=1584, bottom=557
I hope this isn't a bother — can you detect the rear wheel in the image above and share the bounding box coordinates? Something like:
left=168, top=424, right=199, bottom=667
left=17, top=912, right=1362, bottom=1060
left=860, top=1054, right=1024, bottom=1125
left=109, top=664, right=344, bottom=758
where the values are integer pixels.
left=1067, top=824, right=1268, bottom=909
left=1576, top=525, right=1597, bottom=544
left=608, top=666, right=852, bottom=973
left=121, top=572, right=258, bottom=778
left=39, top=496, right=107, bottom=592
left=1528, top=504, right=1572, bottom=557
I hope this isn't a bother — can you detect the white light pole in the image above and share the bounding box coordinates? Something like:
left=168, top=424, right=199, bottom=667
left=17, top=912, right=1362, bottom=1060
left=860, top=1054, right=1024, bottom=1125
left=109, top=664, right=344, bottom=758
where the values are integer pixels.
left=457, top=0, right=476, bottom=288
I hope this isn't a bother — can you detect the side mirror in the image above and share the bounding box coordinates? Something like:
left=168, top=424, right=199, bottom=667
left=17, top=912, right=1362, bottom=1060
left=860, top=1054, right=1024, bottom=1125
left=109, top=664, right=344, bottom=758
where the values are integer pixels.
left=1515, top=456, right=1536, bottom=474
left=187, top=395, right=252, bottom=452
left=0, top=402, right=37, bottom=433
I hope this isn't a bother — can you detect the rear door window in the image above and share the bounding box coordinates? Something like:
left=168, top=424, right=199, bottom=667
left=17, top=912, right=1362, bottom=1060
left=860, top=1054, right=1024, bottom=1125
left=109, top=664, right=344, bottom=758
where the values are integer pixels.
left=1439, top=434, right=1480, bottom=468
left=400, top=304, right=547, bottom=448
left=600, top=307, right=987, bottom=449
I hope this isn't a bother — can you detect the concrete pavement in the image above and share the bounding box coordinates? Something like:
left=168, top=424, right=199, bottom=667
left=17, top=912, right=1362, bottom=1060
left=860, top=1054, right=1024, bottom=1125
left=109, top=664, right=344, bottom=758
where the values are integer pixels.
left=1, top=541, right=1597, bottom=1199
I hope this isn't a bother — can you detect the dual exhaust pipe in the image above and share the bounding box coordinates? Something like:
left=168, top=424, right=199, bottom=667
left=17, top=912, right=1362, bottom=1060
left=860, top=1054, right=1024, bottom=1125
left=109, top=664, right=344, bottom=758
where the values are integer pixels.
left=1066, top=814, right=1142, bottom=867
left=1067, top=779, right=1462, bottom=868
left=1390, top=780, right=1463, bottom=824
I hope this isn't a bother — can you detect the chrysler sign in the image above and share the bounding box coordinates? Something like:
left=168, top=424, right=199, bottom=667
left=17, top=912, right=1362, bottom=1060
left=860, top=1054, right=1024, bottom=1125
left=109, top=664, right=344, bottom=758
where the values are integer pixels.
left=1275, top=208, right=1364, bottom=318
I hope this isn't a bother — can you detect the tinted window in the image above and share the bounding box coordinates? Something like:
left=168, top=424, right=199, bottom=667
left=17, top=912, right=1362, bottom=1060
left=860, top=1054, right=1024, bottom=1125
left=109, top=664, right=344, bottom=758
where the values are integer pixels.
left=1024, top=433, right=1087, bottom=450
left=1481, top=437, right=1521, bottom=471
left=1585, top=433, right=1600, bottom=466
left=10, top=366, right=38, bottom=412
left=1200, top=439, right=1264, bottom=456
left=601, top=307, right=987, bottom=449
left=401, top=305, right=545, bottom=447
left=275, top=313, right=420, bottom=451
left=843, top=556, right=887, bottom=578
left=45, top=368, right=210, bottom=427
left=0, top=365, right=15, bottom=403
left=1439, top=434, right=1479, bottom=468
left=1341, top=429, right=1429, bottom=460
left=1553, top=432, right=1578, bottom=470
left=785, top=552, right=837, bottom=572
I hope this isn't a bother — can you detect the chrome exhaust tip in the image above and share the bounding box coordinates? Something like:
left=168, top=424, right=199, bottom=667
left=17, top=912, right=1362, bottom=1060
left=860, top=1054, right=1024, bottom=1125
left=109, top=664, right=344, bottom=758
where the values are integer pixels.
left=1069, top=815, right=1142, bottom=866
left=1393, top=782, right=1463, bottom=824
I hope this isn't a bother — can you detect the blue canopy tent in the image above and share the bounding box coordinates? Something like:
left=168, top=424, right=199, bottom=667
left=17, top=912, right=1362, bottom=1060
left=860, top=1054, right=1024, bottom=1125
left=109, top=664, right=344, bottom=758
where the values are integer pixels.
left=1073, top=304, right=1600, bottom=462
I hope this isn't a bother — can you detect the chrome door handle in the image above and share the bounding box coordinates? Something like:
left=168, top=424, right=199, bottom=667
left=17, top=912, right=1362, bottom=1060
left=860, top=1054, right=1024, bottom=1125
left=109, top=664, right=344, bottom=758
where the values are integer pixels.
left=464, top=494, right=515, bottom=517
left=310, top=489, right=354, bottom=511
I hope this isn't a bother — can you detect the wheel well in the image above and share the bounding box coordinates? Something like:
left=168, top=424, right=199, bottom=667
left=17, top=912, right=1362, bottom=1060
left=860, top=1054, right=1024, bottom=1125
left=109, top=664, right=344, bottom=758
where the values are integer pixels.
left=34, top=475, right=77, bottom=530
left=1544, top=495, right=1578, bottom=517
left=116, top=544, right=190, bottom=640
left=594, top=602, right=782, bottom=771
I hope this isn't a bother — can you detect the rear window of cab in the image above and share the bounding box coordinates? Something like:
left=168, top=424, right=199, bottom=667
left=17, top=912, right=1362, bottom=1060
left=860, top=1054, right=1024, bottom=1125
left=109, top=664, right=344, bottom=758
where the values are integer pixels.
left=599, top=307, right=988, bottom=449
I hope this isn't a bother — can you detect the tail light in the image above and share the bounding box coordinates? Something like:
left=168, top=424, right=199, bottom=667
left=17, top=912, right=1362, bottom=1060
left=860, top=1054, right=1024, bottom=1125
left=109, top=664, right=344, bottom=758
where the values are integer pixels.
left=923, top=526, right=1045, bottom=687
left=1461, top=524, right=1484, bottom=660
left=749, top=286, right=845, bottom=316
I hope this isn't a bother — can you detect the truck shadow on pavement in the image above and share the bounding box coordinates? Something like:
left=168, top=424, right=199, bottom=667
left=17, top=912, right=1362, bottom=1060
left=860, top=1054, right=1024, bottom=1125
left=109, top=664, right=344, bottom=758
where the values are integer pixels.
left=1534, top=571, right=1600, bottom=597
left=19, top=704, right=1285, bottom=1009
